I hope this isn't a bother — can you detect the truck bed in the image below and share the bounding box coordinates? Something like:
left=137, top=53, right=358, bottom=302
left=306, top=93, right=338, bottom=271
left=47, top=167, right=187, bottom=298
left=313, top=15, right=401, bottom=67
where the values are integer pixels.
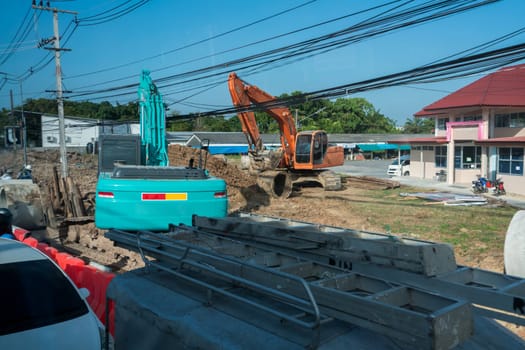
left=107, top=268, right=525, bottom=350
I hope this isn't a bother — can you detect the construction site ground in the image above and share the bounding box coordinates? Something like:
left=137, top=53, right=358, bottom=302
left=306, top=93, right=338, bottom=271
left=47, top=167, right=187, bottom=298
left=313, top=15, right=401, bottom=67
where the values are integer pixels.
left=2, top=145, right=525, bottom=338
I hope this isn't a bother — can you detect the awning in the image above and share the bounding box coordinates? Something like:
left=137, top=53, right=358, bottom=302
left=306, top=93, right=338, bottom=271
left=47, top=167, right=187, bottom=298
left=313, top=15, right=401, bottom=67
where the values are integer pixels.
left=357, top=143, right=410, bottom=152
left=475, top=136, right=525, bottom=145
left=192, top=145, right=248, bottom=155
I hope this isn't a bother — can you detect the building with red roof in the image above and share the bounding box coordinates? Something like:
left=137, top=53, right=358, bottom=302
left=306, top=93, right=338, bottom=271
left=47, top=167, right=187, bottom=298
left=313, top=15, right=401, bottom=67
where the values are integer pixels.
left=391, top=63, right=525, bottom=196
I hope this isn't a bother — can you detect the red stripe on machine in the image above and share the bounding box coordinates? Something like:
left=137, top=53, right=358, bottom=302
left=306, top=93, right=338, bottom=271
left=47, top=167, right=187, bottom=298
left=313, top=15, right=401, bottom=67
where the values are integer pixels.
left=141, top=193, right=188, bottom=200
left=142, top=193, right=166, bottom=200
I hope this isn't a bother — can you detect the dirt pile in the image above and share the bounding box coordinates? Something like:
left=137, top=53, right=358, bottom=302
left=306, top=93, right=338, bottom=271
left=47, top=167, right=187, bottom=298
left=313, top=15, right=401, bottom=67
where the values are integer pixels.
left=167, top=144, right=268, bottom=212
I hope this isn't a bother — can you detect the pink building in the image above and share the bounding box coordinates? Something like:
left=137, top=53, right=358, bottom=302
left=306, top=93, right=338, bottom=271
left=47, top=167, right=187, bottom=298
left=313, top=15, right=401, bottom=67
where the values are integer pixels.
left=392, top=64, right=525, bottom=196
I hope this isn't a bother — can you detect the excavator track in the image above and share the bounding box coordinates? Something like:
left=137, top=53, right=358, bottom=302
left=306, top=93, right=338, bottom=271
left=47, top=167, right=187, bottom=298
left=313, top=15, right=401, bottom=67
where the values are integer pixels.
left=256, top=170, right=342, bottom=198
left=317, top=170, right=342, bottom=191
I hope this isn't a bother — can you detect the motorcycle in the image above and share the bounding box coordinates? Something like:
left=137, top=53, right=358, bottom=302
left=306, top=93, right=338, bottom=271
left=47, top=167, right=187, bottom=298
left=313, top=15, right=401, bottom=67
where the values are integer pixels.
left=471, top=175, right=506, bottom=196
left=492, top=177, right=506, bottom=196
left=471, top=175, right=488, bottom=194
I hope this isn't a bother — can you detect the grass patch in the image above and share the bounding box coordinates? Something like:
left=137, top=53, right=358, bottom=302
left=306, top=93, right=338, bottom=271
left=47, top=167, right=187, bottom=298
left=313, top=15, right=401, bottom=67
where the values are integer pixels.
left=348, top=185, right=518, bottom=261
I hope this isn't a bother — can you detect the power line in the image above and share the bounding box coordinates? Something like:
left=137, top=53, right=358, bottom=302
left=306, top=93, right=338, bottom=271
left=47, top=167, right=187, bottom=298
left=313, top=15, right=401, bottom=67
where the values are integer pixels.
left=76, top=0, right=150, bottom=26
left=0, top=6, right=34, bottom=66
left=78, top=0, right=135, bottom=21
left=169, top=42, right=525, bottom=119
left=66, top=0, right=499, bottom=102
left=65, top=0, right=321, bottom=81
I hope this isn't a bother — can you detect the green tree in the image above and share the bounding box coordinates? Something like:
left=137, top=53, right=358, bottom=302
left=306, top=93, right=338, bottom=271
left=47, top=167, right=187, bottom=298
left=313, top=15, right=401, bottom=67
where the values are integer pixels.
left=403, top=117, right=434, bottom=133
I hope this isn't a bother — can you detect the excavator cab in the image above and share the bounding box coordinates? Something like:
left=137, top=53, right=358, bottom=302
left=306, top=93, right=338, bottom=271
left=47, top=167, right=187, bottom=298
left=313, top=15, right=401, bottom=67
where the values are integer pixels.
left=294, top=131, right=335, bottom=168
left=295, top=131, right=327, bottom=164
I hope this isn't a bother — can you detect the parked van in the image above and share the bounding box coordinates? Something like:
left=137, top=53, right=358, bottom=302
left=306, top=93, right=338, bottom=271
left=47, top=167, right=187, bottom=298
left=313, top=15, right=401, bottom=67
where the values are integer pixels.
left=387, top=155, right=410, bottom=177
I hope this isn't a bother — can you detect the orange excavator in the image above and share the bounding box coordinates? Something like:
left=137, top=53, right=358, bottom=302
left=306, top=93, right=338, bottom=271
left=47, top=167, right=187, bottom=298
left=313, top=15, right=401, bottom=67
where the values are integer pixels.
left=228, top=72, right=344, bottom=197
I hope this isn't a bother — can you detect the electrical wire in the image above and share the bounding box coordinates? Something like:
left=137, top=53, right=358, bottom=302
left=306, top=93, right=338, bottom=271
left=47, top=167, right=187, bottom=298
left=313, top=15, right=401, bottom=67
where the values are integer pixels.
left=16, top=18, right=79, bottom=82
left=78, top=0, right=134, bottom=21
left=0, top=6, right=34, bottom=66
left=68, top=0, right=412, bottom=92
left=76, top=0, right=150, bottom=26
left=65, top=0, right=320, bottom=80
left=167, top=42, right=525, bottom=119
left=66, top=0, right=497, bottom=101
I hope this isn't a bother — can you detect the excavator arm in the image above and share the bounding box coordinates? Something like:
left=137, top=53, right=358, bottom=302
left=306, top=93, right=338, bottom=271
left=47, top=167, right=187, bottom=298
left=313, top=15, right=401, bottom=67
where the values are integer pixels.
left=138, top=70, right=169, bottom=167
left=228, top=72, right=296, bottom=167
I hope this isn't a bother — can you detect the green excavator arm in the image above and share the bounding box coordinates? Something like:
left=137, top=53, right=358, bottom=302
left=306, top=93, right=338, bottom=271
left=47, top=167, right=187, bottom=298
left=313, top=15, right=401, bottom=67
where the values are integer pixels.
left=138, top=70, right=169, bottom=166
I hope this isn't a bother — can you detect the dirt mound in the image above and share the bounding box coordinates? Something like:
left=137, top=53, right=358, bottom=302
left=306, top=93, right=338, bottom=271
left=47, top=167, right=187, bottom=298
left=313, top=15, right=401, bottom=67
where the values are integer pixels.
left=167, top=144, right=267, bottom=212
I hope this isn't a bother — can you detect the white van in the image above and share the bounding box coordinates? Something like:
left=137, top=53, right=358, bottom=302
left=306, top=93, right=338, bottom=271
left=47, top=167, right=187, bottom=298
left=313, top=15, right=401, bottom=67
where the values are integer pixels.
left=387, top=155, right=410, bottom=177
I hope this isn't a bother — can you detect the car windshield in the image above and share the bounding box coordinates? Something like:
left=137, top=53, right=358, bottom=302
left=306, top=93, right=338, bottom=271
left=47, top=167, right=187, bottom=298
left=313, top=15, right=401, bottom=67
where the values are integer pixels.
left=0, top=259, right=88, bottom=335
left=391, top=157, right=408, bottom=165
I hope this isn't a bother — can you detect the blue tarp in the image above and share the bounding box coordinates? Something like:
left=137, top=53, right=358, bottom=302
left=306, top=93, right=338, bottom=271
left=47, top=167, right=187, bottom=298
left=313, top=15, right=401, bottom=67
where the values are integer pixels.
left=197, top=143, right=410, bottom=154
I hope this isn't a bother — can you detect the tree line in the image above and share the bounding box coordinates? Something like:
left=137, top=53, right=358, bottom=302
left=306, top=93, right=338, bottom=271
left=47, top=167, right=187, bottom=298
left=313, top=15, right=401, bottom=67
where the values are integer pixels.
left=0, top=95, right=434, bottom=134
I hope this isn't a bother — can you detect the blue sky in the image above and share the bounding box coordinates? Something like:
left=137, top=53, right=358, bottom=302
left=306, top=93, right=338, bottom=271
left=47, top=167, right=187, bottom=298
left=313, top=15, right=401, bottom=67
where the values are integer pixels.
left=1, top=0, right=524, bottom=126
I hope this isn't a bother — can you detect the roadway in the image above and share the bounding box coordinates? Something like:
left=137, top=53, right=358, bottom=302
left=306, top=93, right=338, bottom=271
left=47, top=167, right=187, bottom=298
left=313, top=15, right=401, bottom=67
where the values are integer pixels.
left=332, top=159, right=392, bottom=179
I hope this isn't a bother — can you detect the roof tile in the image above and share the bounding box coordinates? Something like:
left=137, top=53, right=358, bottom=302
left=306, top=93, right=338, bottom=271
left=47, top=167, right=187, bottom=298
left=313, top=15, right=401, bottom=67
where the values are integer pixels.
left=415, top=64, right=525, bottom=116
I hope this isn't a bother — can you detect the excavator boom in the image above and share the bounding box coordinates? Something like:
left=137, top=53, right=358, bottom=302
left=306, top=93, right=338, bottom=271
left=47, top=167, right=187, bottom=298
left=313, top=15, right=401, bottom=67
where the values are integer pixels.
left=228, top=72, right=296, bottom=167
left=138, top=70, right=169, bottom=167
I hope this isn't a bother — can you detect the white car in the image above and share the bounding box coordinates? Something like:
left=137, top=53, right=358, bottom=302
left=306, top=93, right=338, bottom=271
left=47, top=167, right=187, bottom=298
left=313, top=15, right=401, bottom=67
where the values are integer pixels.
left=0, top=238, right=103, bottom=349
left=387, top=155, right=410, bottom=177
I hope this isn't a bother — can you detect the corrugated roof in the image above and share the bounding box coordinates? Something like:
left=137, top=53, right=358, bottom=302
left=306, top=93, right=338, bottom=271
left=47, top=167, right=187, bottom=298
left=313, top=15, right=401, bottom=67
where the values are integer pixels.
left=172, top=132, right=433, bottom=145
left=415, top=64, right=525, bottom=116
left=475, top=136, right=525, bottom=144
left=388, top=137, right=447, bottom=144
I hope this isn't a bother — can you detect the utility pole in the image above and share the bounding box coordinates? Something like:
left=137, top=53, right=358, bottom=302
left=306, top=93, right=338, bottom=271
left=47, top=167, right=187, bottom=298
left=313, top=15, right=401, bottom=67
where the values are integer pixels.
left=19, top=81, right=27, bottom=167
left=9, top=89, right=17, bottom=151
left=3, top=72, right=27, bottom=160
left=32, top=2, right=77, bottom=178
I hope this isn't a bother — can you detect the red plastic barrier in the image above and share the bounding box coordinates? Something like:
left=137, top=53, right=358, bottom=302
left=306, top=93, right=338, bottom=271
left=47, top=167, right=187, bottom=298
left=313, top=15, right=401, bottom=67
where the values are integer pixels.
left=23, top=237, right=38, bottom=248
left=42, top=245, right=58, bottom=260
left=12, top=226, right=30, bottom=241
left=55, top=252, right=71, bottom=270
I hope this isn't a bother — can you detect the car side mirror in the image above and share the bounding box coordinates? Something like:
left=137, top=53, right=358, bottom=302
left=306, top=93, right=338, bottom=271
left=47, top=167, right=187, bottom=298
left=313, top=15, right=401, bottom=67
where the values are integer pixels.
left=79, top=287, right=90, bottom=300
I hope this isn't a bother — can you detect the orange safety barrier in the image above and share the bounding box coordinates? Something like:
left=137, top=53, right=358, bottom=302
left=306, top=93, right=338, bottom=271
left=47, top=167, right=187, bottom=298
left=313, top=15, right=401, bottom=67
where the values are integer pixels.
left=14, top=231, right=116, bottom=334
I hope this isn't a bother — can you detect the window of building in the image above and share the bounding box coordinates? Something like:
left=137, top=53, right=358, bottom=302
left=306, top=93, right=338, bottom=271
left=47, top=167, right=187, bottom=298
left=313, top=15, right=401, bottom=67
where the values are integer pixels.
left=454, top=146, right=481, bottom=169
left=437, top=118, right=449, bottom=130
left=463, top=115, right=482, bottom=122
left=495, top=112, right=525, bottom=128
left=435, top=146, right=447, bottom=168
left=498, top=147, right=524, bottom=175
left=422, top=145, right=434, bottom=151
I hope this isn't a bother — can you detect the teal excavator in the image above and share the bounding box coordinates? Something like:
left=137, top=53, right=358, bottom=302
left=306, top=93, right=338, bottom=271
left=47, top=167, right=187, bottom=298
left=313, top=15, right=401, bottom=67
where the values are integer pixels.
left=95, top=70, right=227, bottom=231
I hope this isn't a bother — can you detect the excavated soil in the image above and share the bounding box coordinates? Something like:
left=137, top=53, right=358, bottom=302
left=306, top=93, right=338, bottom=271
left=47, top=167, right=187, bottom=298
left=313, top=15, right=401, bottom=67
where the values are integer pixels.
left=0, top=145, right=508, bottom=272
left=2, top=145, right=525, bottom=339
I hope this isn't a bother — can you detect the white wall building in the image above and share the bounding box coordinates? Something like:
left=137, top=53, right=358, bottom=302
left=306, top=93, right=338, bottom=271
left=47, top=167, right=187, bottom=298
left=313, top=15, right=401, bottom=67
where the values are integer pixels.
left=41, top=115, right=139, bottom=148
